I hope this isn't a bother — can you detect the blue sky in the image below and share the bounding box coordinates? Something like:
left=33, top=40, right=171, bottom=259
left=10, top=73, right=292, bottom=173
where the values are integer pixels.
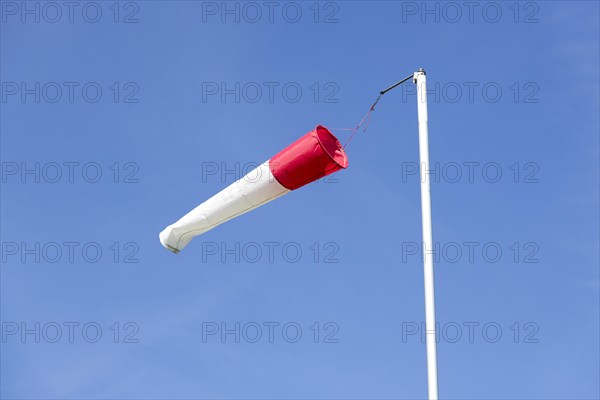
left=1, top=1, right=599, bottom=399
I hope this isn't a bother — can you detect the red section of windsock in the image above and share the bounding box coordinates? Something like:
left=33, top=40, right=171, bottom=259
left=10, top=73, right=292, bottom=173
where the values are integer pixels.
left=269, top=125, right=349, bottom=190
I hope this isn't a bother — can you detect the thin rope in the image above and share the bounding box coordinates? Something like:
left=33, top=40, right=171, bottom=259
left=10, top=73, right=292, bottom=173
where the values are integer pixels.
left=330, top=73, right=415, bottom=148
left=330, top=92, right=383, bottom=148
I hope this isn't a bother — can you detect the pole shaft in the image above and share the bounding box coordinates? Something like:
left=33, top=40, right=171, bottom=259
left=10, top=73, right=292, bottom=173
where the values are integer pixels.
left=415, top=70, right=439, bottom=400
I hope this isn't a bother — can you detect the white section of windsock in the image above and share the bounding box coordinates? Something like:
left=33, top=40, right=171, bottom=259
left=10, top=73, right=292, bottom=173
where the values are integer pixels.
left=159, top=160, right=290, bottom=253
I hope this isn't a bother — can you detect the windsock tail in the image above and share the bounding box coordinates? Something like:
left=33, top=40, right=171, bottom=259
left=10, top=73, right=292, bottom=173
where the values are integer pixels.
left=159, top=228, right=185, bottom=253
left=159, top=161, right=289, bottom=252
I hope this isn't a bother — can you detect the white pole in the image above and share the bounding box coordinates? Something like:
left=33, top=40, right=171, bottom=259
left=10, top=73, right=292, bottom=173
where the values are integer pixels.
left=414, top=68, right=439, bottom=400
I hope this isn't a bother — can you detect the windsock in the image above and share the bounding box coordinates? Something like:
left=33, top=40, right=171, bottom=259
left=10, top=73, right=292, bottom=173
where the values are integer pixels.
left=159, top=125, right=348, bottom=253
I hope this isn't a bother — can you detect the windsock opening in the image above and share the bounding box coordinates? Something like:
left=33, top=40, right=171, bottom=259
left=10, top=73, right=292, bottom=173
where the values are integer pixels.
left=270, top=125, right=349, bottom=190
left=315, top=125, right=349, bottom=170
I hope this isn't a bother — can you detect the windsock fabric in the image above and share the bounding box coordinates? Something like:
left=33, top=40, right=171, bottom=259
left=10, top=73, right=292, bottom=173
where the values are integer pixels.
left=160, top=125, right=348, bottom=253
